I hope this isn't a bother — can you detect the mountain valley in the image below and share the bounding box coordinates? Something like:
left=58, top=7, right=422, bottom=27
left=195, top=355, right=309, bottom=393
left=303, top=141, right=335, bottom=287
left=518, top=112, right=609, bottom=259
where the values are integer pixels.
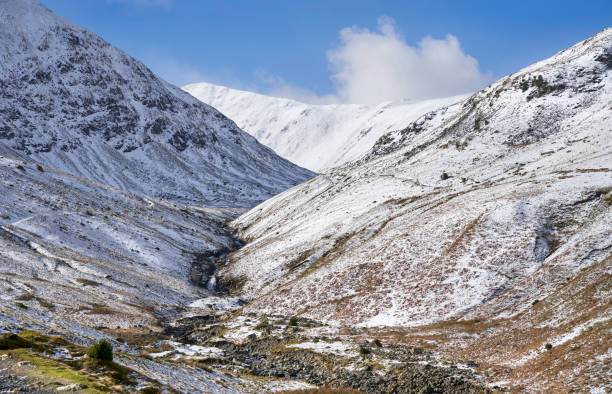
left=0, top=1, right=610, bottom=392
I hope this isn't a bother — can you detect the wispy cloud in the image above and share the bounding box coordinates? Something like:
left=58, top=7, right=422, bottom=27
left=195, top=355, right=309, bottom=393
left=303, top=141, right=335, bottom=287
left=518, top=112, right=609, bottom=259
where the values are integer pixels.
left=106, top=0, right=171, bottom=7
left=138, top=52, right=208, bottom=87
left=327, top=16, right=492, bottom=104
left=246, top=16, right=491, bottom=105
left=254, top=71, right=340, bottom=105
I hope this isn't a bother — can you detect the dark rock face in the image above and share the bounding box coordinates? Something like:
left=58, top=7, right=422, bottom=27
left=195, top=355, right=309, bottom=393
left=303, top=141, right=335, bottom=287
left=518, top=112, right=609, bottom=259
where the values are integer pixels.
left=595, top=49, right=612, bottom=68
left=0, top=0, right=313, bottom=206
left=189, top=250, right=225, bottom=289
left=163, top=315, right=219, bottom=340
left=0, top=18, right=217, bottom=154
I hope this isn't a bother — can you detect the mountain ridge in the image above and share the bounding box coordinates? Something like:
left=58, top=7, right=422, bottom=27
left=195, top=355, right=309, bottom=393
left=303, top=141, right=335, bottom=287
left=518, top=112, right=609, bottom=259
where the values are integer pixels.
left=222, top=26, right=612, bottom=324
left=184, top=81, right=467, bottom=171
left=216, top=29, right=612, bottom=390
left=0, top=0, right=313, bottom=207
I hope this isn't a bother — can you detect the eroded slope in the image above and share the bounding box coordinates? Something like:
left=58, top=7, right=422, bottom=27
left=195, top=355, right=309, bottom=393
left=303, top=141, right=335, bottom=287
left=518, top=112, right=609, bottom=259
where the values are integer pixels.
left=0, top=153, right=244, bottom=338
left=219, top=29, right=612, bottom=390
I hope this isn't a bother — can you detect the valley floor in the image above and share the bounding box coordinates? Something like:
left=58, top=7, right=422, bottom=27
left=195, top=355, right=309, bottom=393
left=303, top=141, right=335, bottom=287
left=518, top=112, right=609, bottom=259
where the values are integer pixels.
left=0, top=301, right=492, bottom=393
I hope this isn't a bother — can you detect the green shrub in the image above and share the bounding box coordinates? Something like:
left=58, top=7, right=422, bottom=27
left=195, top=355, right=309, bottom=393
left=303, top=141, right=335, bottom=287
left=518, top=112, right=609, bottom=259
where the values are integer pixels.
left=87, top=339, right=113, bottom=361
left=255, top=319, right=270, bottom=330
left=288, top=317, right=298, bottom=327
left=545, top=343, right=552, bottom=350
left=373, top=339, right=382, bottom=347
left=532, top=299, right=539, bottom=306
left=0, top=333, right=31, bottom=350
left=359, top=346, right=370, bottom=357
left=313, top=338, right=319, bottom=343
left=37, top=164, right=44, bottom=172
left=532, top=75, right=546, bottom=89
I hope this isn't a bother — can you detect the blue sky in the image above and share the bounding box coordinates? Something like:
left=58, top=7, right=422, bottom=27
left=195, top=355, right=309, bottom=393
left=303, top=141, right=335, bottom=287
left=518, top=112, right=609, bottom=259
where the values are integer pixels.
left=40, top=0, right=612, bottom=104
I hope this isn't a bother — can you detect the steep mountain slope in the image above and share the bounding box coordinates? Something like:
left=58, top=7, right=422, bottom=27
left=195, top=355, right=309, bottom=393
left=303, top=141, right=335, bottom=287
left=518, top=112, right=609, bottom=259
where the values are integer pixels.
left=0, top=153, right=241, bottom=335
left=184, top=82, right=466, bottom=171
left=0, top=154, right=324, bottom=392
left=220, top=29, right=612, bottom=390
left=0, top=0, right=312, bottom=207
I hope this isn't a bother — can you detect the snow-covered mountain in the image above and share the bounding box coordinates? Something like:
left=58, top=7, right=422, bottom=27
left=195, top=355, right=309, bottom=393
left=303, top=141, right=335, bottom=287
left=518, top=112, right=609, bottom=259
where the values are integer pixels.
left=219, top=28, right=612, bottom=390
left=2, top=0, right=610, bottom=390
left=183, top=82, right=466, bottom=171
left=0, top=152, right=325, bottom=393
left=0, top=0, right=312, bottom=207
left=0, top=153, right=241, bottom=334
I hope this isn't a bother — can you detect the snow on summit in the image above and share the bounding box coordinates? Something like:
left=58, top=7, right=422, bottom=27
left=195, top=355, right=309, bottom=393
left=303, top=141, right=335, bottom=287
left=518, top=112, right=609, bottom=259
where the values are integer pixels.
left=1, top=1, right=610, bottom=391
left=184, top=82, right=467, bottom=171
left=0, top=0, right=313, bottom=207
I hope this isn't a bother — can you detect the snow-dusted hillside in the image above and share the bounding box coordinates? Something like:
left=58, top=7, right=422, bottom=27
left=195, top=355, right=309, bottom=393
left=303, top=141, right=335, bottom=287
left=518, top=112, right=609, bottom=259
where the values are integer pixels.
left=0, top=152, right=241, bottom=336
left=224, top=27, right=612, bottom=326
left=220, top=28, right=612, bottom=389
left=0, top=153, right=329, bottom=392
left=0, top=0, right=312, bottom=207
left=183, top=82, right=466, bottom=171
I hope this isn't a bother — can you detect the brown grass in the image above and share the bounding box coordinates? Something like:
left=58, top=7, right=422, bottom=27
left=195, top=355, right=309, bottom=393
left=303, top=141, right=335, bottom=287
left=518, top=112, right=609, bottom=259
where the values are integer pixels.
left=367, top=254, right=612, bottom=392
left=576, top=167, right=610, bottom=173
left=279, top=388, right=364, bottom=394
left=15, top=293, right=35, bottom=301
left=76, top=303, right=116, bottom=315
left=34, top=297, right=55, bottom=310
left=76, top=278, right=101, bottom=287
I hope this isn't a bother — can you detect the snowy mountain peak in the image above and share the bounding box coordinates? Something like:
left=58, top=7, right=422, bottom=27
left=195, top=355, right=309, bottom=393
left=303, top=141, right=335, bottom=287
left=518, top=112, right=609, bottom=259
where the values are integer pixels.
left=1, top=0, right=59, bottom=24
left=366, top=26, right=612, bottom=161
left=0, top=0, right=313, bottom=206
left=184, top=82, right=467, bottom=171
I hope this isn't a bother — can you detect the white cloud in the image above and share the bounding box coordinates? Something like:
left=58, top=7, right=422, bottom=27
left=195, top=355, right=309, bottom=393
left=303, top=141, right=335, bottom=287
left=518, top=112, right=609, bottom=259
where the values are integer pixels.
left=170, top=15, right=491, bottom=106
left=326, top=16, right=492, bottom=104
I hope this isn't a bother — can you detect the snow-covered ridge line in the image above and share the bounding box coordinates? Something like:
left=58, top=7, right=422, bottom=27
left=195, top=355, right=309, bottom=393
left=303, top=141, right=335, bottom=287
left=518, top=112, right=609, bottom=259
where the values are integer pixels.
left=183, top=81, right=467, bottom=171
left=367, top=27, right=612, bottom=161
